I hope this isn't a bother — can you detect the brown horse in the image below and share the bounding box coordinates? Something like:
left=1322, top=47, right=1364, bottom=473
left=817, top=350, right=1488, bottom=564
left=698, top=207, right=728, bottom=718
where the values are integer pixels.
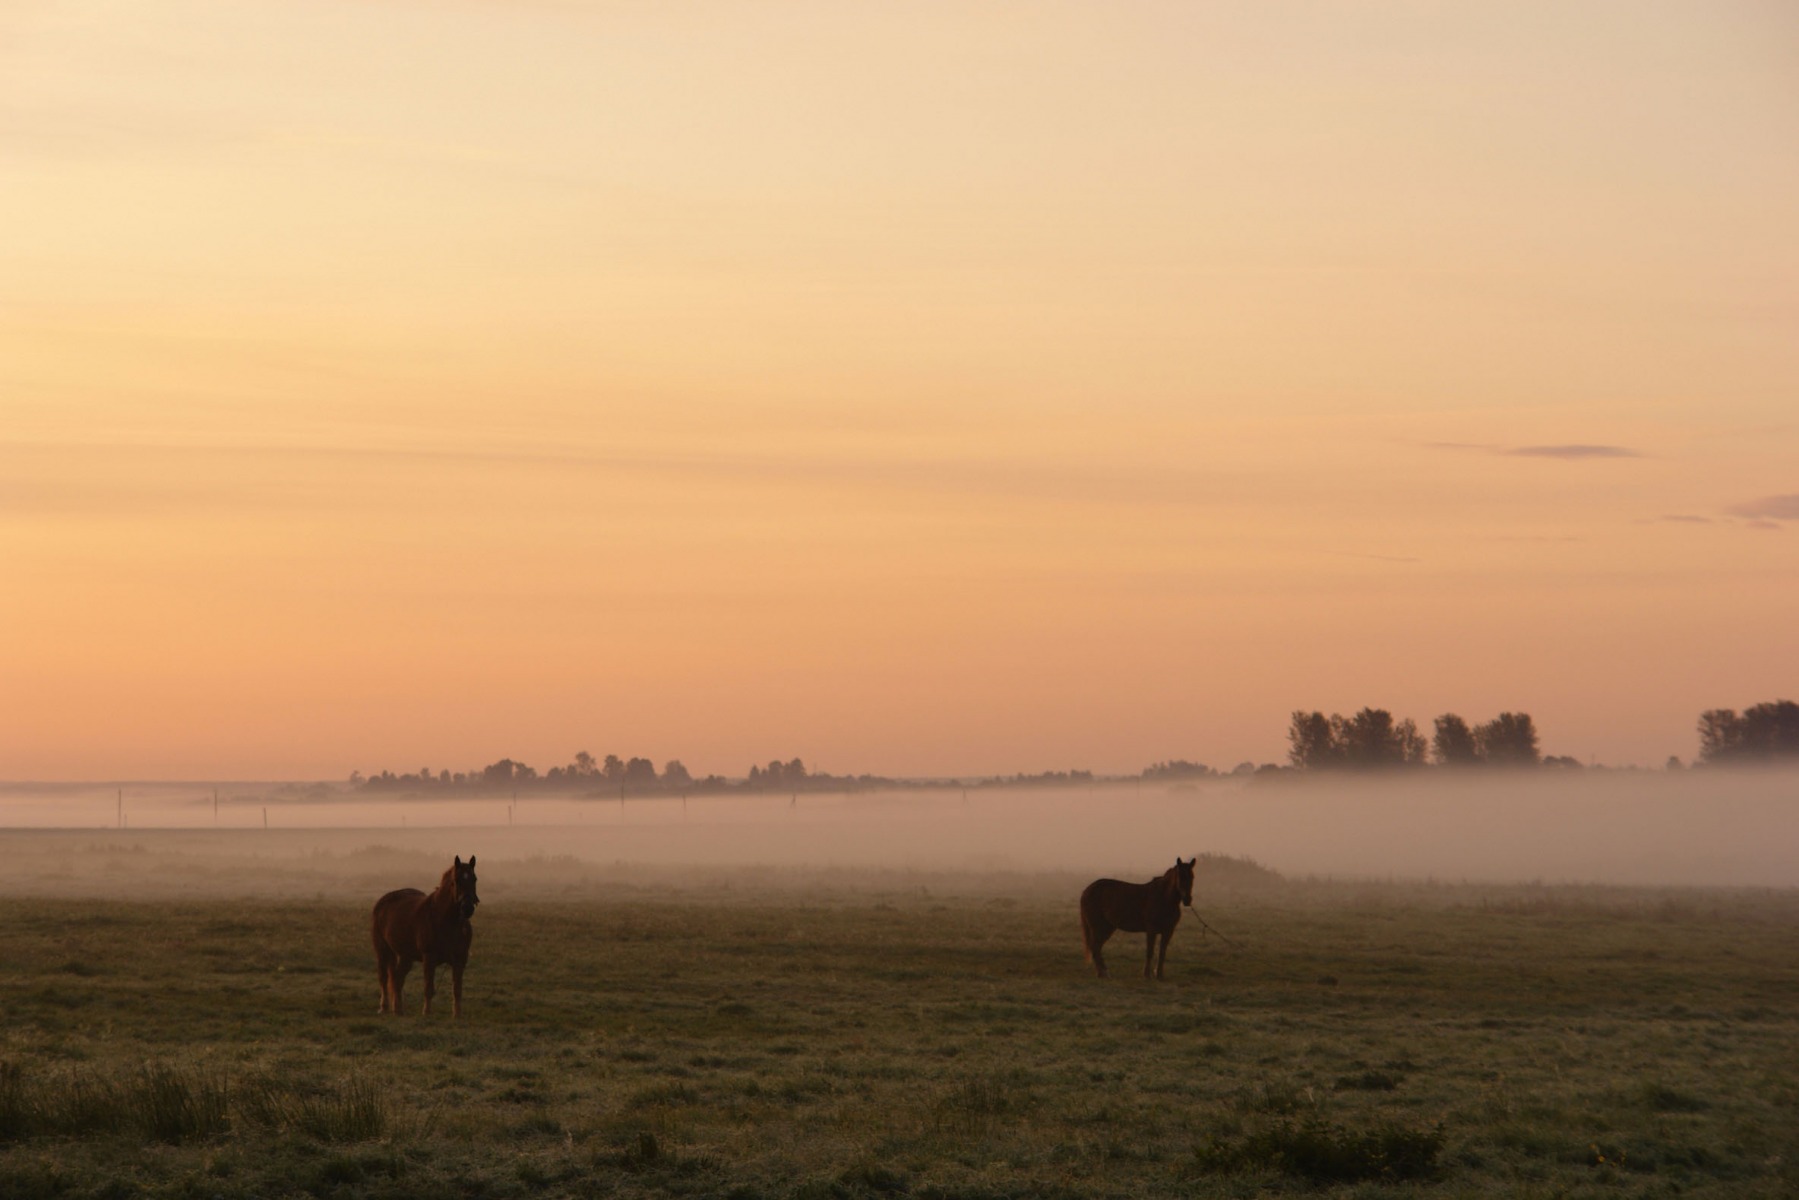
left=1080, top=857, right=1195, bottom=980
left=371, top=855, right=479, bottom=1016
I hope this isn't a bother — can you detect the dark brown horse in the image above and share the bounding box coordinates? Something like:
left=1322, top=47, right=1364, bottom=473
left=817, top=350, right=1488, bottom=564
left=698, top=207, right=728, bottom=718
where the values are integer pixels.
left=1080, top=857, right=1195, bottom=980
left=372, top=855, right=479, bottom=1016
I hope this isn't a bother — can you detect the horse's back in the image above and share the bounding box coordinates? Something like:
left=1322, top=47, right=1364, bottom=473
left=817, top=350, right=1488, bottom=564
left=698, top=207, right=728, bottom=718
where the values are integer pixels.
left=1083, top=877, right=1156, bottom=932
left=371, top=888, right=427, bottom=950
left=374, top=887, right=426, bottom=916
left=1081, top=878, right=1128, bottom=903
left=1082, top=877, right=1137, bottom=923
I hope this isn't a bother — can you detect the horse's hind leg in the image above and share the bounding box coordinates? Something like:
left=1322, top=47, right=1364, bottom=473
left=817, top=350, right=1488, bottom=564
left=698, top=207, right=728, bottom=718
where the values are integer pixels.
left=1088, top=922, right=1112, bottom=978
left=375, top=949, right=393, bottom=1014
left=421, top=956, right=437, bottom=1016
left=390, top=959, right=412, bottom=1015
left=1144, top=932, right=1157, bottom=979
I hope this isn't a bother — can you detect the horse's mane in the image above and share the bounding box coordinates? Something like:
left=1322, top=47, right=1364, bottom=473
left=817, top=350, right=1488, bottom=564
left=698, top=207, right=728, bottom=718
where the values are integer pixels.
left=423, top=864, right=460, bottom=912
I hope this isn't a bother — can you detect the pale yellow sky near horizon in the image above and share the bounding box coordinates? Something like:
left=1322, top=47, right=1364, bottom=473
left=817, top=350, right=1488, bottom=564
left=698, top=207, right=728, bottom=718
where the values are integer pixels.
left=3, top=1, right=1796, bottom=779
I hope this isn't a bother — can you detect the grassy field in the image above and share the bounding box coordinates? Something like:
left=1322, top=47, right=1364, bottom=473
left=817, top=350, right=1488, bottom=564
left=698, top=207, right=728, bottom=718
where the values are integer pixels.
left=0, top=849, right=1795, bottom=1198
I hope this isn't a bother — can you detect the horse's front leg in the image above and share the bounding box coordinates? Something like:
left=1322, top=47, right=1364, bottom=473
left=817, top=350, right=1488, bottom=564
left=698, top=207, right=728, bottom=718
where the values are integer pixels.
left=421, top=955, right=437, bottom=1015
left=1144, top=932, right=1156, bottom=979
left=450, top=957, right=465, bottom=1018
left=1155, top=932, right=1171, bottom=980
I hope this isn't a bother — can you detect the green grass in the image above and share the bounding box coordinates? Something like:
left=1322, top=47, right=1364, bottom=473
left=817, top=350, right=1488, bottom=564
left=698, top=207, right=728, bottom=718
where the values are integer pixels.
left=0, top=868, right=1796, bottom=1197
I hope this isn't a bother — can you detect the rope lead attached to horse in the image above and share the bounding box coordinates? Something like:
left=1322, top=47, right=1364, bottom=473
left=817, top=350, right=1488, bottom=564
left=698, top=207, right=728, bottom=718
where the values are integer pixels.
left=1192, top=913, right=1240, bottom=948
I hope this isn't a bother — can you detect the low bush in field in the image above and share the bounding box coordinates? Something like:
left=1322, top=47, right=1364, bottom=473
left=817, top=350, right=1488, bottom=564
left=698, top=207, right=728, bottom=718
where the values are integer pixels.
left=1, top=1061, right=392, bottom=1146
left=932, top=1073, right=1035, bottom=1136
left=0, top=1061, right=229, bottom=1145
left=238, top=1071, right=394, bottom=1142
left=1193, top=1118, right=1444, bottom=1183
left=136, top=1063, right=230, bottom=1144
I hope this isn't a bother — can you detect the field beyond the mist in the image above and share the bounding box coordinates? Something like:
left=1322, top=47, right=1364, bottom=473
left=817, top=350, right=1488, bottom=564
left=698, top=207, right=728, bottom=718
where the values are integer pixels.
left=1, top=854, right=1796, bottom=1199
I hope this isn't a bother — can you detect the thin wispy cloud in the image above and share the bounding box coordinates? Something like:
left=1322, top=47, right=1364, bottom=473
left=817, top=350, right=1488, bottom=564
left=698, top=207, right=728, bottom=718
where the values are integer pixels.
left=1725, top=494, right=1799, bottom=522
left=1418, top=441, right=1643, bottom=460
left=0, top=438, right=1268, bottom=521
left=1504, top=444, right=1641, bottom=460
left=1331, top=551, right=1421, bottom=564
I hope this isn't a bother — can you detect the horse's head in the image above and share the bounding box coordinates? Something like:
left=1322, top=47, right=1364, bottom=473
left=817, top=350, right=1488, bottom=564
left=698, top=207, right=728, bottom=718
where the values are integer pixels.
left=452, top=855, right=480, bottom=920
left=1173, top=857, right=1196, bottom=908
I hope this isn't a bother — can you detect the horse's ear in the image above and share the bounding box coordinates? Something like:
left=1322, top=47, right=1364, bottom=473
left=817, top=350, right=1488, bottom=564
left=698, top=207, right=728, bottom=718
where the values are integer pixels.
left=454, top=855, right=462, bottom=867
left=468, top=855, right=476, bottom=868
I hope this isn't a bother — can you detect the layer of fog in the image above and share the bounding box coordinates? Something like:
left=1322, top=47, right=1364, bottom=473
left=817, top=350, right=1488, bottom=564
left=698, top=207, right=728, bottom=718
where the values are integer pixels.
left=2, top=772, right=1794, bottom=894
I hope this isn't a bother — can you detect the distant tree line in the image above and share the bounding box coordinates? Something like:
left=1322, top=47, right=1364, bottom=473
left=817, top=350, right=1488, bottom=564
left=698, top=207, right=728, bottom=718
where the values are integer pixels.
left=1140, top=760, right=1221, bottom=781
left=353, top=752, right=909, bottom=796
left=355, top=755, right=1173, bottom=796
left=975, top=769, right=1096, bottom=787
left=747, top=759, right=807, bottom=788
left=349, top=699, right=1799, bottom=793
left=355, top=751, right=700, bottom=795
left=1285, top=708, right=1573, bottom=771
left=1697, top=699, right=1799, bottom=764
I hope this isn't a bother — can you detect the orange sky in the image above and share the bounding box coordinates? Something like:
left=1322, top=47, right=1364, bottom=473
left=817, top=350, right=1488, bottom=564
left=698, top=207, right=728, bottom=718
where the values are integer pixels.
left=3, top=2, right=1797, bottom=779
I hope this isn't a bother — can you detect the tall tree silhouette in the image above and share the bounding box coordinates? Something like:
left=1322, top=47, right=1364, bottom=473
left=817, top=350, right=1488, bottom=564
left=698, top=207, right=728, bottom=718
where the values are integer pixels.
left=1698, top=700, right=1799, bottom=762
left=1335, top=708, right=1426, bottom=768
left=1288, top=708, right=1424, bottom=770
left=1474, top=713, right=1540, bottom=766
left=1287, top=711, right=1339, bottom=770
left=1432, top=714, right=1481, bottom=766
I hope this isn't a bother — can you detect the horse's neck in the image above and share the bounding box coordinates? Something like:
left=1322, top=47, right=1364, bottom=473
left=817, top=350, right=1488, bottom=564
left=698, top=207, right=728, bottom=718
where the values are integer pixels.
left=428, top=876, right=459, bottom=919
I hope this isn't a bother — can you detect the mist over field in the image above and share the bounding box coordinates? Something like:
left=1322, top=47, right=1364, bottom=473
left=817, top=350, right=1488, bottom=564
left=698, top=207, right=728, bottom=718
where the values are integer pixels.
left=3, top=771, right=1794, bottom=894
